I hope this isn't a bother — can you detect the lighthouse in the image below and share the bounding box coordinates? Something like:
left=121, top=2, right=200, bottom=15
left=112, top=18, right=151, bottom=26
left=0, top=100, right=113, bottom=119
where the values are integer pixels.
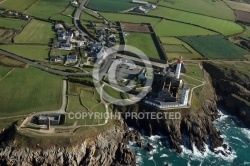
left=175, top=56, right=182, bottom=79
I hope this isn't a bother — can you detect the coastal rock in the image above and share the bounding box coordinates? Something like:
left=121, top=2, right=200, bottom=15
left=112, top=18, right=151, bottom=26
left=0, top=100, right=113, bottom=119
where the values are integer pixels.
left=0, top=121, right=136, bottom=166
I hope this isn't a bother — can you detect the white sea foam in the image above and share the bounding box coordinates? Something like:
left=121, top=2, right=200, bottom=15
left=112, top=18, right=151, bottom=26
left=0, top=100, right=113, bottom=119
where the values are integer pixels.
left=231, top=136, right=244, bottom=143
left=148, top=156, right=154, bottom=160
left=180, top=142, right=237, bottom=162
left=160, top=154, right=168, bottom=158
left=242, top=128, right=250, bottom=140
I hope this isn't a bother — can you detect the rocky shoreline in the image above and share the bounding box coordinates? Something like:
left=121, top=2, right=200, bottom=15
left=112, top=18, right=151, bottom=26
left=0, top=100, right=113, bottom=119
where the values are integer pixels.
left=203, top=62, right=250, bottom=128
left=0, top=121, right=137, bottom=166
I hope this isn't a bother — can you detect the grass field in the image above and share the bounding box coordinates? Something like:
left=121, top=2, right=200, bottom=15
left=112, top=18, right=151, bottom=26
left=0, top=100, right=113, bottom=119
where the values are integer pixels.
left=0, top=0, right=37, bottom=12
left=14, top=19, right=54, bottom=44
left=158, top=0, right=235, bottom=21
left=101, top=13, right=217, bottom=36
left=100, top=13, right=161, bottom=25
left=160, top=37, right=203, bottom=60
left=148, top=6, right=243, bottom=36
left=25, top=0, right=69, bottom=19
left=125, top=32, right=161, bottom=59
left=66, top=83, right=105, bottom=126
left=51, top=14, right=73, bottom=24
left=0, top=45, right=50, bottom=61
left=0, top=66, right=12, bottom=78
left=81, top=12, right=102, bottom=22
left=0, top=66, right=62, bottom=116
left=163, top=44, right=190, bottom=53
left=240, top=25, right=250, bottom=40
left=0, top=55, right=25, bottom=67
left=103, top=85, right=127, bottom=100
left=225, top=0, right=250, bottom=12
left=153, top=19, right=217, bottom=36
left=0, top=18, right=27, bottom=29
left=87, top=0, right=138, bottom=12
left=180, top=35, right=250, bottom=59
left=0, top=28, right=18, bottom=43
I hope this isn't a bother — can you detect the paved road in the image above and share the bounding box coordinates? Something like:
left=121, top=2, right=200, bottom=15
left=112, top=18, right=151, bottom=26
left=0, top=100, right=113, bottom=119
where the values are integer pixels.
left=74, top=0, right=89, bottom=37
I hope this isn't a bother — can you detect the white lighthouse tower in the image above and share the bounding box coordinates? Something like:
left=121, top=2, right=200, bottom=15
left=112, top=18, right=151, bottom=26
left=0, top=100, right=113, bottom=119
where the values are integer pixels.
left=175, top=56, right=183, bottom=79
left=180, top=87, right=190, bottom=106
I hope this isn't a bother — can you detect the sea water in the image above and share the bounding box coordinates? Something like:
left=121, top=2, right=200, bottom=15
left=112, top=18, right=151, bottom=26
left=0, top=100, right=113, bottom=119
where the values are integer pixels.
left=129, top=109, right=250, bottom=166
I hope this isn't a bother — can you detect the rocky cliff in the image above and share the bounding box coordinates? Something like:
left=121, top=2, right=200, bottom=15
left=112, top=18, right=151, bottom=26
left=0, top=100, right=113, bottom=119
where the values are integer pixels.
left=0, top=121, right=137, bottom=166
left=203, top=61, right=250, bottom=128
left=114, top=70, right=230, bottom=155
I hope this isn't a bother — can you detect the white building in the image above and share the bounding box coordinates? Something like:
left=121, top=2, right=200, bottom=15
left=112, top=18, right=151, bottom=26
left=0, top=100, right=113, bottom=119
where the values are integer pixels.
left=180, top=88, right=190, bottom=105
left=175, top=56, right=182, bottom=79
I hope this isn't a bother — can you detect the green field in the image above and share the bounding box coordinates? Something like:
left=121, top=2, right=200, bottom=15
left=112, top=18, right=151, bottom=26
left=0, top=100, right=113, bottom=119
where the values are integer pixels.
left=163, top=44, right=190, bottom=53
left=87, top=0, right=138, bottom=12
left=154, top=19, right=217, bottom=36
left=0, top=66, right=12, bottom=78
left=0, top=45, right=50, bottom=61
left=100, top=13, right=161, bottom=25
left=180, top=35, right=250, bottom=59
left=225, top=0, right=250, bottom=12
left=66, top=83, right=105, bottom=126
left=103, top=85, right=127, bottom=100
left=25, top=0, right=69, bottom=19
left=160, top=37, right=203, bottom=60
left=158, top=0, right=235, bottom=20
left=14, top=19, right=54, bottom=44
left=0, top=18, right=27, bottom=29
left=101, top=13, right=217, bottom=36
left=51, top=14, right=73, bottom=24
left=148, top=6, right=243, bottom=36
left=0, top=0, right=37, bottom=12
left=81, top=12, right=102, bottom=22
left=0, top=66, right=62, bottom=116
left=125, top=32, right=161, bottom=59
left=240, top=25, right=250, bottom=41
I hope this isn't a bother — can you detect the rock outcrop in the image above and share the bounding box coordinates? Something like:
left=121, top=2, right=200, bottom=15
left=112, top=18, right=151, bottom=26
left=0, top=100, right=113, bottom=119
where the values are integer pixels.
left=0, top=121, right=136, bottom=166
left=203, top=62, right=250, bottom=128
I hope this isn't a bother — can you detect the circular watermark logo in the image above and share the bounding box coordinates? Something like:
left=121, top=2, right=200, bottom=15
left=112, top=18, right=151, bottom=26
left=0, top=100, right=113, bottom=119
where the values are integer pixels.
left=92, top=44, right=154, bottom=106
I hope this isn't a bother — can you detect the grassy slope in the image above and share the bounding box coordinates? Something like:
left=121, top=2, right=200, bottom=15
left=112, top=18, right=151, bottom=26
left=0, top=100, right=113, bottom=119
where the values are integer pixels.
left=0, top=66, right=62, bottom=116
left=0, top=45, right=50, bottom=61
left=180, top=35, right=250, bottom=59
left=14, top=19, right=54, bottom=44
left=158, top=0, right=235, bottom=21
left=0, top=0, right=37, bottom=12
left=87, top=0, right=138, bottom=12
left=25, top=0, right=69, bottom=19
left=0, top=18, right=27, bottom=29
left=125, top=32, right=160, bottom=59
left=148, top=6, right=243, bottom=36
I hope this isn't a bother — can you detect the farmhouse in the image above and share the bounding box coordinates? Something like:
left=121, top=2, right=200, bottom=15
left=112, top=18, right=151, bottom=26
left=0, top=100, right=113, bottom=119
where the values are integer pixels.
left=55, top=23, right=64, bottom=31
left=50, top=55, right=65, bottom=63
left=37, top=114, right=61, bottom=125
left=87, top=42, right=103, bottom=57
left=66, top=54, right=78, bottom=63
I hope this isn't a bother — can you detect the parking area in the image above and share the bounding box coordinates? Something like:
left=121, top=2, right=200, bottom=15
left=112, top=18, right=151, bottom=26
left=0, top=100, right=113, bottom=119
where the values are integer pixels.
left=107, top=58, right=141, bottom=83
